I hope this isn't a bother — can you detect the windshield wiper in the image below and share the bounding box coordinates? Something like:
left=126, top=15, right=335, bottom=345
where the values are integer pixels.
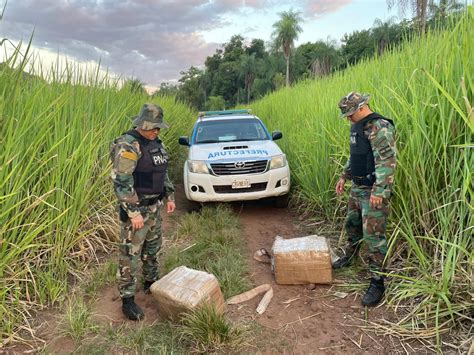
left=234, top=138, right=264, bottom=142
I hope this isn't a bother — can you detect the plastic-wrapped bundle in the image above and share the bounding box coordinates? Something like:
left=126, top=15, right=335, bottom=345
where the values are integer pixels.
left=272, top=235, right=332, bottom=285
left=150, top=266, right=225, bottom=320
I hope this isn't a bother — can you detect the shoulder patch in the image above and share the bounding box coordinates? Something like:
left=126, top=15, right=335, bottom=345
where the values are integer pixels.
left=120, top=151, right=138, bottom=161
left=364, top=120, right=379, bottom=137
left=114, top=135, right=141, bottom=156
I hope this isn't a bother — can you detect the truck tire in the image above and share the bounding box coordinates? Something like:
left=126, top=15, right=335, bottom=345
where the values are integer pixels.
left=185, top=199, right=202, bottom=213
left=274, top=194, right=289, bottom=208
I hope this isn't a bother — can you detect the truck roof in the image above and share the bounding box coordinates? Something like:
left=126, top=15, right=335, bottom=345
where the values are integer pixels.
left=196, top=109, right=258, bottom=122
left=198, top=109, right=252, bottom=117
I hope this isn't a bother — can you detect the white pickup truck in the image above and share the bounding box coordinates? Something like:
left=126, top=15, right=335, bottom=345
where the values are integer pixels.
left=178, top=109, right=290, bottom=207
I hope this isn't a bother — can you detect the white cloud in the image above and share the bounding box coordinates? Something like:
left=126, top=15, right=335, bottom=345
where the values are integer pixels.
left=0, top=0, right=354, bottom=84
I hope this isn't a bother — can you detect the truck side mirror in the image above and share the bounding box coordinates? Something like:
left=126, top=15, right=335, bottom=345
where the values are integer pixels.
left=272, top=131, right=282, bottom=140
left=178, top=136, right=190, bottom=146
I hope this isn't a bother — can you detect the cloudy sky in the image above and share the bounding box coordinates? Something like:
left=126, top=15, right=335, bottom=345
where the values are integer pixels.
left=0, top=0, right=397, bottom=89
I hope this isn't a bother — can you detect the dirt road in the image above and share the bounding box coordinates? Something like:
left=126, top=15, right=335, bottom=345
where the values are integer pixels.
left=7, top=188, right=416, bottom=354
left=228, top=199, right=399, bottom=354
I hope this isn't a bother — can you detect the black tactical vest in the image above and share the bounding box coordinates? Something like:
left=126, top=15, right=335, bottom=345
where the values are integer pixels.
left=349, top=113, right=393, bottom=186
left=125, top=130, right=169, bottom=197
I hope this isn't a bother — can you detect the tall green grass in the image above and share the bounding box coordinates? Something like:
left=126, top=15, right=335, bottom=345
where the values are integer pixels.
left=0, top=43, right=196, bottom=340
left=180, top=303, right=247, bottom=353
left=250, top=9, right=473, bottom=343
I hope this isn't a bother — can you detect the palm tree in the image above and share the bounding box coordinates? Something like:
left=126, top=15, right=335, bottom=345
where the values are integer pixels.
left=372, top=17, right=397, bottom=55
left=239, top=53, right=257, bottom=104
left=429, top=0, right=464, bottom=22
left=387, top=0, right=429, bottom=33
left=272, top=9, right=302, bottom=87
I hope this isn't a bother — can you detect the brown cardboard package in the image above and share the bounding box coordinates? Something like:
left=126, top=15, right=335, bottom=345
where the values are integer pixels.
left=272, top=235, right=332, bottom=285
left=150, top=266, right=225, bottom=320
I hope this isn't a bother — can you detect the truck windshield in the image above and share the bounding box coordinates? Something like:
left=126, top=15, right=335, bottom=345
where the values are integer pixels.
left=194, top=119, right=269, bottom=144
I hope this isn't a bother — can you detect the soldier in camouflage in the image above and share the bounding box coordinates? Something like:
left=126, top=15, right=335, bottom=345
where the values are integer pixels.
left=333, top=92, right=397, bottom=307
left=110, top=103, right=176, bottom=320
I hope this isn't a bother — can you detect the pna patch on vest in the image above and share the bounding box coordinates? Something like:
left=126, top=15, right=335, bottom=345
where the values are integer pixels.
left=152, top=154, right=168, bottom=166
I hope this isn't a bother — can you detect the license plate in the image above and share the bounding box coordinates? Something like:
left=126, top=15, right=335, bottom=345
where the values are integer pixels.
left=232, top=179, right=250, bottom=189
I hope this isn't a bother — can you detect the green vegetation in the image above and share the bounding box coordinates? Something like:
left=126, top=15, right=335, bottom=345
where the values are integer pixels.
left=250, top=8, right=473, bottom=343
left=180, top=303, right=247, bottom=353
left=163, top=205, right=250, bottom=299
left=60, top=297, right=99, bottom=341
left=109, top=322, right=184, bottom=354
left=48, top=208, right=248, bottom=353
left=84, top=260, right=117, bottom=298
left=0, top=41, right=196, bottom=339
left=160, top=205, right=250, bottom=353
left=54, top=299, right=244, bottom=354
left=1, top=2, right=471, bottom=351
left=168, top=2, right=465, bottom=110
left=56, top=311, right=186, bottom=354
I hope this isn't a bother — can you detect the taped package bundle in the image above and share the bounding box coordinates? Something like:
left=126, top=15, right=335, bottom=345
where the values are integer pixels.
left=150, top=266, right=225, bottom=320
left=272, top=235, right=332, bottom=285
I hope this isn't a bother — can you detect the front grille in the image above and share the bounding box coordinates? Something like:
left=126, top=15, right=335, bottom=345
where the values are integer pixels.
left=213, top=182, right=267, bottom=194
left=210, top=159, right=268, bottom=176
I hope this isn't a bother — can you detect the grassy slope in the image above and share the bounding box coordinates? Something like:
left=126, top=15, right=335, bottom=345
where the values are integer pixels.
left=0, top=51, right=196, bottom=339
left=249, top=10, right=473, bottom=340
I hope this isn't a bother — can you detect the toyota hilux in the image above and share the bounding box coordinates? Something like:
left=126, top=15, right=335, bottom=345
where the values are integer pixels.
left=178, top=109, right=290, bottom=207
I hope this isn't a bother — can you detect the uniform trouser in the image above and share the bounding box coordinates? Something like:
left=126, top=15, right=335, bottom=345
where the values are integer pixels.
left=117, top=204, right=162, bottom=298
left=344, top=185, right=390, bottom=275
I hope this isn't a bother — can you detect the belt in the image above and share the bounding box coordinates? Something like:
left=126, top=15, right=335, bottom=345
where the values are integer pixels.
left=352, top=175, right=375, bottom=186
left=139, top=197, right=160, bottom=206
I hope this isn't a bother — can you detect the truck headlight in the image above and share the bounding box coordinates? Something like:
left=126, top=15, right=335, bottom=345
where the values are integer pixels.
left=270, top=155, right=286, bottom=170
left=188, top=160, right=209, bottom=174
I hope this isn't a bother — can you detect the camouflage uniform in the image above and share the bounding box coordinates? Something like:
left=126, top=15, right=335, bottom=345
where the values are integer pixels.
left=341, top=118, right=397, bottom=274
left=110, top=104, right=174, bottom=298
left=339, top=93, right=397, bottom=276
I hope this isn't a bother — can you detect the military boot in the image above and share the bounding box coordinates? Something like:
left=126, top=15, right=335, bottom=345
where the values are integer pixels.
left=361, top=277, right=385, bottom=307
left=122, top=296, right=144, bottom=321
left=143, top=280, right=155, bottom=295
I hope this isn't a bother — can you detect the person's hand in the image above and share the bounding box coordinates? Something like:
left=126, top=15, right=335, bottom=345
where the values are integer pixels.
left=167, top=201, right=176, bottom=213
left=370, top=195, right=383, bottom=209
left=336, top=178, right=346, bottom=195
left=130, top=214, right=144, bottom=231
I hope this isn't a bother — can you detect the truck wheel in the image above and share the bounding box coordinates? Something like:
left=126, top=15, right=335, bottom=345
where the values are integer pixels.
left=274, top=194, right=289, bottom=208
left=185, top=199, right=202, bottom=213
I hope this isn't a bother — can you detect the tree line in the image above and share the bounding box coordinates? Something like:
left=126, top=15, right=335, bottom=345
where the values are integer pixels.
left=144, top=0, right=465, bottom=110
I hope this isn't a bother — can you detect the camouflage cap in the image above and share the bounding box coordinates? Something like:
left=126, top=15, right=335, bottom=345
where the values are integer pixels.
left=338, top=92, right=370, bottom=118
left=132, top=103, right=169, bottom=130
